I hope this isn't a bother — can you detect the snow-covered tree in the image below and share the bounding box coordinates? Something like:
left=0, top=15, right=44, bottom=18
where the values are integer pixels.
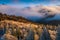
left=56, top=24, right=60, bottom=40
left=16, top=27, right=22, bottom=40
left=25, top=29, right=34, bottom=40
left=39, top=27, right=51, bottom=40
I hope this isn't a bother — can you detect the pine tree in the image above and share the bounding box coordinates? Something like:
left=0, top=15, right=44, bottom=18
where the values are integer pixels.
left=39, top=27, right=51, bottom=40
left=25, top=29, right=34, bottom=40
left=5, top=23, right=9, bottom=34
left=16, top=27, right=22, bottom=40
left=56, top=24, right=60, bottom=40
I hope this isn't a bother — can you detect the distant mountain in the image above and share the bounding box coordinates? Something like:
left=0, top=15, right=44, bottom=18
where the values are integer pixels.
left=0, top=13, right=31, bottom=23
left=0, top=5, right=60, bottom=25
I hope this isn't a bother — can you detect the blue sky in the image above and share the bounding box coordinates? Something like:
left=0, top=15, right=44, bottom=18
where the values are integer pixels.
left=0, top=0, right=60, bottom=5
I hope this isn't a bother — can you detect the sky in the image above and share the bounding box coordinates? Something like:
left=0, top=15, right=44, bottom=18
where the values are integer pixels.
left=0, top=0, right=60, bottom=6
left=0, top=0, right=60, bottom=22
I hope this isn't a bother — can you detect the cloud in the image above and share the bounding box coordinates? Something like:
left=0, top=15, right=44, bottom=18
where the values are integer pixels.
left=48, top=0, right=60, bottom=5
left=0, top=5, right=60, bottom=22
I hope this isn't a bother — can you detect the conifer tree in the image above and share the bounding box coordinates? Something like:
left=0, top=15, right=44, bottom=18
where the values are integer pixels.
left=56, top=24, right=60, bottom=40
left=39, top=27, right=51, bottom=40
left=25, top=29, right=34, bottom=40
